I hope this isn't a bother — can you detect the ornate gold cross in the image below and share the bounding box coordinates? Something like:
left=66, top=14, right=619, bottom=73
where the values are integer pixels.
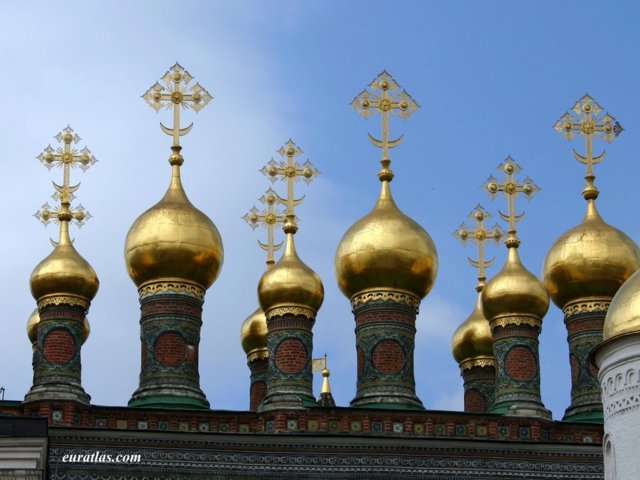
left=142, top=62, right=212, bottom=147
left=454, top=204, right=504, bottom=289
left=260, top=139, right=319, bottom=232
left=554, top=94, right=622, bottom=200
left=484, top=157, right=539, bottom=247
left=34, top=126, right=96, bottom=233
left=351, top=71, right=419, bottom=180
left=243, top=188, right=286, bottom=267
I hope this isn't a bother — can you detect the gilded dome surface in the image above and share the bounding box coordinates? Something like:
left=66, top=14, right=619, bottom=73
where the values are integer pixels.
left=451, top=292, right=494, bottom=364
left=30, top=225, right=99, bottom=303
left=258, top=234, right=324, bottom=313
left=27, top=308, right=40, bottom=344
left=240, top=306, right=268, bottom=356
left=335, top=181, right=438, bottom=300
left=125, top=165, right=223, bottom=289
left=482, top=247, right=549, bottom=320
left=543, top=201, right=640, bottom=309
left=603, top=270, right=640, bottom=341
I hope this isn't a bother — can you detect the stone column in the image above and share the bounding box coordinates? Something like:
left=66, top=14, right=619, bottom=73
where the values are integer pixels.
left=460, top=360, right=496, bottom=413
left=25, top=300, right=90, bottom=406
left=129, top=281, right=208, bottom=409
left=259, top=307, right=316, bottom=411
left=350, top=290, right=423, bottom=410
left=562, top=298, right=608, bottom=422
left=489, top=317, right=551, bottom=419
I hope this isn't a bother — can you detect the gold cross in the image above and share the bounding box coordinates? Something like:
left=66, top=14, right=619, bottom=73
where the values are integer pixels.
left=453, top=204, right=504, bottom=289
left=484, top=156, right=540, bottom=247
left=142, top=63, right=213, bottom=146
left=34, top=126, right=95, bottom=234
left=260, top=139, right=319, bottom=231
left=243, top=188, right=286, bottom=267
left=554, top=94, right=622, bottom=200
left=351, top=71, right=419, bottom=180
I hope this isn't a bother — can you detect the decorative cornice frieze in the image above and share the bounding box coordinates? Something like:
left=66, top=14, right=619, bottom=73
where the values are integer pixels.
left=138, top=280, right=205, bottom=300
left=563, top=298, right=611, bottom=317
left=351, top=289, right=421, bottom=312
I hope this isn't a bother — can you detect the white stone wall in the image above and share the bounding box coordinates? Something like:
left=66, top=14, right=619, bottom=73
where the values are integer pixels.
left=597, top=334, right=640, bottom=480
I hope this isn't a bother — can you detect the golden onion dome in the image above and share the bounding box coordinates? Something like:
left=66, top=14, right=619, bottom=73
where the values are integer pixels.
left=81, top=316, right=91, bottom=344
left=240, top=306, right=268, bottom=357
left=482, top=247, right=549, bottom=320
left=27, top=308, right=40, bottom=344
left=125, top=151, right=223, bottom=289
left=258, top=232, right=324, bottom=313
left=603, top=270, right=640, bottom=341
left=335, top=180, right=438, bottom=300
left=30, top=223, right=99, bottom=303
left=543, top=200, right=640, bottom=309
left=452, top=291, right=494, bottom=364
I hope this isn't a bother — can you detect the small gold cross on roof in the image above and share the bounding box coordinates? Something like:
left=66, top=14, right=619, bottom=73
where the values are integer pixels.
left=483, top=156, right=540, bottom=248
left=453, top=204, right=504, bottom=289
left=243, top=188, right=286, bottom=267
left=34, top=126, right=95, bottom=234
left=554, top=94, right=622, bottom=201
left=142, top=62, right=213, bottom=146
left=260, top=139, right=319, bottom=232
left=352, top=71, right=419, bottom=181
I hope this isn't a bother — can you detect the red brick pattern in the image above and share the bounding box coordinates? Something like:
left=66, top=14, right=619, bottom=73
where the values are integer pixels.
left=505, top=346, right=537, bottom=382
left=464, top=389, right=486, bottom=413
left=356, top=308, right=415, bottom=327
left=154, top=332, right=188, bottom=367
left=275, top=339, right=307, bottom=374
left=43, top=328, right=75, bottom=365
left=372, top=340, right=405, bottom=375
left=250, top=381, right=267, bottom=410
left=357, top=346, right=364, bottom=377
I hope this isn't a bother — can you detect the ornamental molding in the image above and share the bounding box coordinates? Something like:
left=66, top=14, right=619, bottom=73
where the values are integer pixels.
left=351, top=289, right=421, bottom=312
left=138, top=280, right=205, bottom=300
left=460, top=357, right=496, bottom=372
left=247, top=348, right=269, bottom=363
left=266, top=306, right=316, bottom=320
left=37, top=295, right=90, bottom=311
left=563, top=298, right=611, bottom=317
left=601, top=363, right=640, bottom=419
left=490, top=315, right=541, bottom=332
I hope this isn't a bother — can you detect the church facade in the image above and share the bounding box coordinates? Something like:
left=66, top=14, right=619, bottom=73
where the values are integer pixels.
left=7, top=66, right=640, bottom=480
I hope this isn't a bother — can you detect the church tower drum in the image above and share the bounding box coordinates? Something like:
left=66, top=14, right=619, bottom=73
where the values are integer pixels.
left=335, top=72, right=438, bottom=409
left=25, top=126, right=99, bottom=418
left=544, top=95, right=639, bottom=422
left=125, top=63, right=222, bottom=409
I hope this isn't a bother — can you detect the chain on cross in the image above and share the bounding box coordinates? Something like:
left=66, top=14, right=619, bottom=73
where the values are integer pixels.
left=260, top=139, right=319, bottom=231
left=34, top=126, right=96, bottom=233
left=142, top=62, right=213, bottom=147
left=351, top=71, right=419, bottom=181
left=243, top=188, right=286, bottom=267
left=554, top=94, right=622, bottom=201
left=484, top=156, right=540, bottom=247
left=453, top=204, right=504, bottom=289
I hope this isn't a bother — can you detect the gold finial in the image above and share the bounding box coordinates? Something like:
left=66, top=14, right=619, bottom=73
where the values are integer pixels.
left=142, top=62, right=213, bottom=147
left=34, top=126, right=96, bottom=241
left=260, top=139, right=319, bottom=233
left=243, top=188, right=286, bottom=268
left=351, top=71, right=419, bottom=181
left=312, top=354, right=332, bottom=394
left=483, top=156, right=540, bottom=249
left=453, top=204, right=504, bottom=290
left=554, top=94, right=623, bottom=201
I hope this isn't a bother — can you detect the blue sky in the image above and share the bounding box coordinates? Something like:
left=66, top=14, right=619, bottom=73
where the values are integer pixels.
left=2, top=1, right=639, bottom=418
